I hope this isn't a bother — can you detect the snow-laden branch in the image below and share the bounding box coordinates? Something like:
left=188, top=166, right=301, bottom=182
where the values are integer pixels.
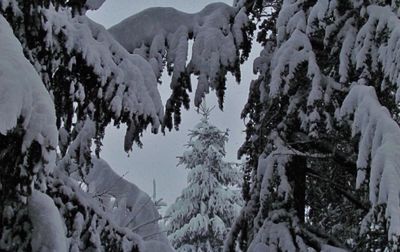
left=308, top=3, right=400, bottom=101
left=109, top=3, right=252, bottom=129
left=0, top=14, right=57, bottom=175
left=340, top=84, right=400, bottom=242
left=43, top=4, right=164, bottom=125
left=0, top=13, right=57, bottom=150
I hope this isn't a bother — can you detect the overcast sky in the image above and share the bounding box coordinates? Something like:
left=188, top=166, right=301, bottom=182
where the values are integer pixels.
left=88, top=0, right=259, bottom=208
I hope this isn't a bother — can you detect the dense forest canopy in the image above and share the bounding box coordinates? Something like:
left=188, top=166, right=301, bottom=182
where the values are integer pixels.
left=0, top=0, right=400, bottom=251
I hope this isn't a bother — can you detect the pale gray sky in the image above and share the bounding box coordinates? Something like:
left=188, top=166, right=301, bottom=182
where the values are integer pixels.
left=88, top=0, right=259, bottom=208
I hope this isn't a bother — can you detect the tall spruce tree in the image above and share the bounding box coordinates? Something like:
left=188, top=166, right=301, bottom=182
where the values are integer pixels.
left=226, top=0, right=400, bottom=251
left=166, top=105, right=242, bottom=252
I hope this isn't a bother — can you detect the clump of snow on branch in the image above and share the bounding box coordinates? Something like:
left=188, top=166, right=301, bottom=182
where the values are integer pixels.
left=0, top=12, right=172, bottom=248
left=0, top=1, right=251, bottom=251
left=230, top=0, right=400, bottom=250
left=308, top=2, right=400, bottom=244
left=257, top=132, right=292, bottom=203
left=365, top=5, right=400, bottom=102
left=28, top=190, right=68, bottom=252
left=248, top=217, right=308, bottom=252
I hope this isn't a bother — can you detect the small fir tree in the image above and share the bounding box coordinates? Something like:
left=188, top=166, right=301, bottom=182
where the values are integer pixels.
left=166, top=105, right=242, bottom=252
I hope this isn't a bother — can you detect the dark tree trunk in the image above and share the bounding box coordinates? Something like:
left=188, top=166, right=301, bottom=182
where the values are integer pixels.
left=288, top=155, right=306, bottom=223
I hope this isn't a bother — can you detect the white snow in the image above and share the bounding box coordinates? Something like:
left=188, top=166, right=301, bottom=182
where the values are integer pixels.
left=248, top=219, right=301, bottom=252
left=28, top=190, right=68, bottom=252
left=85, top=157, right=170, bottom=245
left=268, top=9, right=324, bottom=136
left=341, top=84, right=400, bottom=242
left=338, top=21, right=356, bottom=84
left=0, top=14, right=57, bottom=172
left=325, top=4, right=400, bottom=102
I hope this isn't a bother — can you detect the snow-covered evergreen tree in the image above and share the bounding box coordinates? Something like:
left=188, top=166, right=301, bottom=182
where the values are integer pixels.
left=0, top=0, right=253, bottom=251
left=166, top=105, right=242, bottom=252
left=226, top=0, right=400, bottom=251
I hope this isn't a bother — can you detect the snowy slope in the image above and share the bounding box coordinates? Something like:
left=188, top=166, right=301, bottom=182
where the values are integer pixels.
left=62, top=156, right=174, bottom=251
left=88, top=157, right=169, bottom=243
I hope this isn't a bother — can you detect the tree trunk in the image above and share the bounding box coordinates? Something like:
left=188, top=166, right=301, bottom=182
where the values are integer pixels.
left=288, top=155, right=306, bottom=223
